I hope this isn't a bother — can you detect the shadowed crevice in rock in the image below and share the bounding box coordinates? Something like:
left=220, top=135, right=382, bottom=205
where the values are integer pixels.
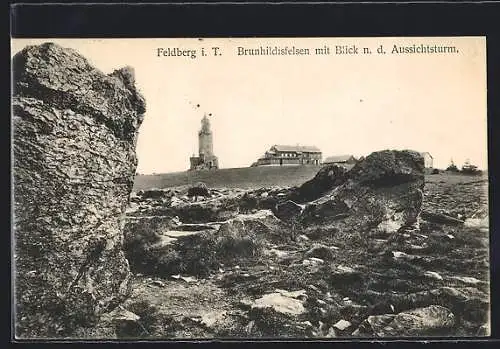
left=288, top=164, right=348, bottom=204
left=13, top=42, right=146, bottom=338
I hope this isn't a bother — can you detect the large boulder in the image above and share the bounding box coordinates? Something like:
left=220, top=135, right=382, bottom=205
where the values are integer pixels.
left=346, top=150, right=424, bottom=186
left=364, top=286, right=489, bottom=330
left=352, top=305, right=455, bottom=337
left=13, top=43, right=146, bottom=338
left=299, top=150, right=425, bottom=236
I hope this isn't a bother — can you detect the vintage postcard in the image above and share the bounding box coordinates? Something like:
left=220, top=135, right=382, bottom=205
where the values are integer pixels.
left=11, top=37, right=489, bottom=339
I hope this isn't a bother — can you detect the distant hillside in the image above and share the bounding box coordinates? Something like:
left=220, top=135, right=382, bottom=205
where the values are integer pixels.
left=133, top=166, right=324, bottom=191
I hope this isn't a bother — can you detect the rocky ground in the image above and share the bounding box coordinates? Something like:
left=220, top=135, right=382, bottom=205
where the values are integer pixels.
left=105, top=155, right=489, bottom=339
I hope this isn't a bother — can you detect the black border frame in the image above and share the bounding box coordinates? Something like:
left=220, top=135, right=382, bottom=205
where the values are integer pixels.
left=8, top=1, right=500, bottom=347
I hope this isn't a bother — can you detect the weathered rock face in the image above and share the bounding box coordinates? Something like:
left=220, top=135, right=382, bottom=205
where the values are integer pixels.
left=346, top=150, right=424, bottom=187
left=13, top=43, right=146, bottom=338
left=300, top=150, right=425, bottom=236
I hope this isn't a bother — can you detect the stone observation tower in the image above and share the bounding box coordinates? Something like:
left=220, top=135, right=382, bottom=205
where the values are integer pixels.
left=189, top=113, right=219, bottom=170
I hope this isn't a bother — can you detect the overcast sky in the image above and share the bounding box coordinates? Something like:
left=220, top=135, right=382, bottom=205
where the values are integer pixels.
left=11, top=37, right=487, bottom=173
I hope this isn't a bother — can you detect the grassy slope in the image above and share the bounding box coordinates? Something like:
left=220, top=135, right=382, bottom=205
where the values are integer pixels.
left=133, top=167, right=485, bottom=192
left=133, top=166, right=324, bottom=191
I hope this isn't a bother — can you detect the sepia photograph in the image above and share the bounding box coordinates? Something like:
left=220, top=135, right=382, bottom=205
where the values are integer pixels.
left=11, top=37, right=489, bottom=339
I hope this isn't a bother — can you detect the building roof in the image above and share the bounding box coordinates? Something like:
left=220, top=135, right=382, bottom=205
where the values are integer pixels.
left=420, top=152, right=433, bottom=159
left=271, top=145, right=321, bottom=153
left=324, top=155, right=355, bottom=163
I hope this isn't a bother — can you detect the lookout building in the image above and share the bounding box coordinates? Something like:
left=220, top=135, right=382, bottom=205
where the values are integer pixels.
left=189, top=114, right=219, bottom=170
left=252, top=145, right=322, bottom=167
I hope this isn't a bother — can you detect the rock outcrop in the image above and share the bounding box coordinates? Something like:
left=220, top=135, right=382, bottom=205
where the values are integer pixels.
left=187, top=182, right=210, bottom=200
left=13, top=43, right=146, bottom=338
left=299, top=150, right=425, bottom=236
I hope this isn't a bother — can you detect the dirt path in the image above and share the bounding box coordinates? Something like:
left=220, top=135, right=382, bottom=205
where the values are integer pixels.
left=123, top=275, right=242, bottom=338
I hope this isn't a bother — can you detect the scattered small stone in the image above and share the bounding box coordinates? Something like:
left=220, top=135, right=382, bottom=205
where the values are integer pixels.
left=307, top=284, right=321, bottom=293
left=152, top=280, right=165, bottom=287
left=296, top=234, right=310, bottom=242
left=336, top=265, right=356, bottom=274
left=304, top=243, right=335, bottom=261
left=333, top=319, right=352, bottom=331
left=302, top=258, right=324, bottom=266
left=170, top=196, right=184, bottom=207
left=325, top=327, right=337, bottom=337
left=201, top=310, right=227, bottom=328
left=476, top=323, right=490, bottom=336
left=180, top=276, right=197, bottom=283
left=392, top=251, right=417, bottom=261
left=268, top=249, right=288, bottom=258
left=409, top=244, right=428, bottom=250
left=424, top=271, right=443, bottom=281
left=299, top=320, right=313, bottom=328
left=251, top=292, right=306, bottom=316
left=392, top=251, right=408, bottom=258
left=274, top=289, right=307, bottom=299
left=309, top=257, right=325, bottom=264
left=111, top=306, right=141, bottom=323
left=450, top=276, right=482, bottom=285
